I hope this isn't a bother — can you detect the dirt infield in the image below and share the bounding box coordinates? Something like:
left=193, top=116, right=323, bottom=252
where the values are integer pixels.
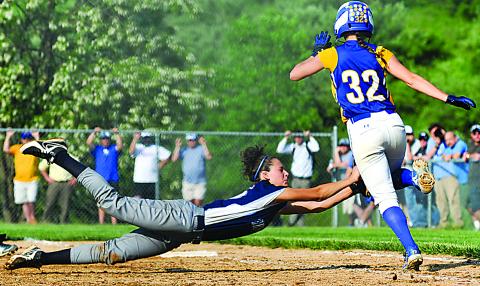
left=1, top=240, right=480, bottom=285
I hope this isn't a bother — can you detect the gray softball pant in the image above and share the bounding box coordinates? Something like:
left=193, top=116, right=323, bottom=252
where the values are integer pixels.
left=70, top=168, right=205, bottom=265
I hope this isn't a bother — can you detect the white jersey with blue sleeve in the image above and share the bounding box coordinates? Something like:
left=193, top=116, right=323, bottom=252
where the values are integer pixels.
left=202, top=181, right=287, bottom=241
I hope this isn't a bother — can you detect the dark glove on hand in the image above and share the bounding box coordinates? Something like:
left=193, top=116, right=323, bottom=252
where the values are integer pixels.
left=311, top=31, right=332, bottom=57
left=446, top=95, right=476, bottom=110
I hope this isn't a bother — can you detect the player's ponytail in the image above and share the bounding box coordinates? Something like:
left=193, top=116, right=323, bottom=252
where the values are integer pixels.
left=356, top=34, right=388, bottom=69
left=241, top=145, right=274, bottom=182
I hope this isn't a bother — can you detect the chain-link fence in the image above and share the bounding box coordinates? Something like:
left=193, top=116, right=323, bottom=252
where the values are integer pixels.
left=4, top=127, right=466, bottom=229
left=1, top=127, right=368, bottom=226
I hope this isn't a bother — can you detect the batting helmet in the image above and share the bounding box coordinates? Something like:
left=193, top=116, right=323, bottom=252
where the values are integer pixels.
left=334, top=1, right=374, bottom=39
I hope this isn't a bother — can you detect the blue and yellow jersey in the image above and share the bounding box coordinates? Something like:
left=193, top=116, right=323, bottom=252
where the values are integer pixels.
left=317, top=40, right=396, bottom=123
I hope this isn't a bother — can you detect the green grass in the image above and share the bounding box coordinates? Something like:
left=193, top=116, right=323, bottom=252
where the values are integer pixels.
left=0, top=223, right=136, bottom=241
left=2, top=224, right=479, bottom=257
left=222, top=227, right=480, bottom=257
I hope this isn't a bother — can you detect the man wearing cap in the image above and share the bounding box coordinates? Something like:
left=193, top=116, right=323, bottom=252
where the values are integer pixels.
left=464, top=124, right=480, bottom=230
left=277, top=130, right=320, bottom=226
left=3, top=129, right=40, bottom=224
left=327, top=138, right=355, bottom=226
left=402, top=125, right=426, bottom=227
left=87, top=127, right=123, bottom=224
left=414, top=132, right=429, bottom=159
left=411, top=131, right=441, bottom=227
left=129, top=131, right=171, bottom=199
left=172, top=133, right=212, bottom=206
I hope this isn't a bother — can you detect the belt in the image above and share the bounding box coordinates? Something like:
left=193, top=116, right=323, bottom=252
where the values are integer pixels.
left=293, top=176, right=312, bottom=180
left=191, top=207, right=205, bottom=244
left=349, top=109, right=395, bottom=124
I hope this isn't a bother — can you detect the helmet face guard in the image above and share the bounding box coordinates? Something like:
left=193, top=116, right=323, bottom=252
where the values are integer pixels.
left=334, top=1, right=374, bottom=39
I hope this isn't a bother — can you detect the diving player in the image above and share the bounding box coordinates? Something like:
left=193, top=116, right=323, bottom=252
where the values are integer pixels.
left=5, top=139, right=366, bottom=270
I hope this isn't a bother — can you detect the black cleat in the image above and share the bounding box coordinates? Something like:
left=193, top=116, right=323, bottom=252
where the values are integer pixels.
left=4, top=246, right=43, bottom=270
left=20, top=139, right=67, bottom=163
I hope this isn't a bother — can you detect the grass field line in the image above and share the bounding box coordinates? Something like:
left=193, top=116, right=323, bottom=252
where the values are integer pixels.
left=160, top=250, right=218, bottom=258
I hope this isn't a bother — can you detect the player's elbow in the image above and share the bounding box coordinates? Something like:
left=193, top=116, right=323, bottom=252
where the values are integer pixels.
left=313, top=187, right=328, bottom=201
left=290, top=69, right=302, bottom=81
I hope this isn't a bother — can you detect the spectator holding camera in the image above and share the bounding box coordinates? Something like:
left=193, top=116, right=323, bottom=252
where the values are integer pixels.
left=87, top=127, right=123, bottom=224
left=464, top=124, right=480, bottom=230
left=402, top=126, right=424, bottom=227
left=277, top=130, right=320, bottom=226
left=327, top=138, right=355, bottom=225
left=172, top=133, right=212, bottom=207
left=413, top=132, right=429, bottom=159
left=129, top=131, right=171, bottom=199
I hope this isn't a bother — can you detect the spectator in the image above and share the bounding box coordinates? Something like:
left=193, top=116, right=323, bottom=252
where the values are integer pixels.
left=86, top=127, right=123, bottom=224
left=402, top=125, right=424, bottom=227
left=413, top=131, right=440, bottom=227
left=424, top=123, right=445, bottom=160
left=414, top=132, right=429, bottom=158
left=172, top=133, right=212, bottom=206
left=129, top=131, right=171, bottom=199
left=428, top=130, right=464, bottom=228
left=277, top=130, right=320, bottom=226
left=327, top=138, right=355, bottom=226
left=353, top=196, right=375, bottom=227
left=3, top=130, right=40, bottom=224
left=39, top=157, right=77, bottom=224
left=464, top=124, right=480, bottom=230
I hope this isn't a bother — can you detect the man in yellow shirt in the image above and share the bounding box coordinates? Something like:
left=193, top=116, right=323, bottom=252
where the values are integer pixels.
left=3, top=130, right=40, bottom=224
left=39, top=158, right=77, bottom=224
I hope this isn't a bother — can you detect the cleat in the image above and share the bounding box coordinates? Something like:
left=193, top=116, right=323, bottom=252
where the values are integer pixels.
left=20, top=139, right=67, bottom=163
left=412, top=158, right=435, bottom=194
left=5, top=246, right=43, bottom=270
left=0, top=243, right=18, bottom=257
left=403, top=249, right=423, bottom=271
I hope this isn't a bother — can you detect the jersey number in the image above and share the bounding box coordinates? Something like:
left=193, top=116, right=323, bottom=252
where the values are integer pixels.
left=342, top=69, right=385, bottom=104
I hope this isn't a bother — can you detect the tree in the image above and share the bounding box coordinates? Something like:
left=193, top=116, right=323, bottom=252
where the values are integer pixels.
left=0, top=0, right=213, bottom=130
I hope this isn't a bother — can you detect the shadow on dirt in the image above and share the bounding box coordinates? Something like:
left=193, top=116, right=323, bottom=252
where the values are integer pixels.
left=426, top=259, right=480, bottom=272
left=164, top=264, right=373, bottom=273
left=20, top=264, right=378, bottom=275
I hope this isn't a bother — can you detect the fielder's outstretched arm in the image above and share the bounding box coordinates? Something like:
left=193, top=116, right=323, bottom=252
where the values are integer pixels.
left=274, top=167, right=360, bottom=202
left=279, top=187, right=354, bottom=214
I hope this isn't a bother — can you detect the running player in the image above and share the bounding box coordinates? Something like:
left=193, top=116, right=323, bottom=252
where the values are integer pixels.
left=290, top=1, right=475, bottom=270
left=5, top=139, right=367, bottom=270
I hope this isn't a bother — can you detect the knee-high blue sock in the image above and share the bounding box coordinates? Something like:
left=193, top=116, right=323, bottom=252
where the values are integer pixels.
left=382, top=206, right=419, bottom=252
left=391, top=168, right=414, bottom=190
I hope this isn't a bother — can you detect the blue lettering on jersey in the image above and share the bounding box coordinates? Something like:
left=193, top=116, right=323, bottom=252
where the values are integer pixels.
left=331, top=40, right=395, bottom=120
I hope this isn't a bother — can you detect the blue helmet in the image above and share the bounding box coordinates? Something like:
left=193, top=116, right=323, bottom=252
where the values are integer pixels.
left=334, top=1, right=374, bottom=39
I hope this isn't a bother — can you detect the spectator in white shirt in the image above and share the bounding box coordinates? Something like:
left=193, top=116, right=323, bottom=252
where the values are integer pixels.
left=277, top=130, right=320, bottom=226
left=129, top=131, right=171, bottom=199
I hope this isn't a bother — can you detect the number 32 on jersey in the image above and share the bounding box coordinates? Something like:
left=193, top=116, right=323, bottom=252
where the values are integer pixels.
left=342, top=69, right=386, bottom=104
